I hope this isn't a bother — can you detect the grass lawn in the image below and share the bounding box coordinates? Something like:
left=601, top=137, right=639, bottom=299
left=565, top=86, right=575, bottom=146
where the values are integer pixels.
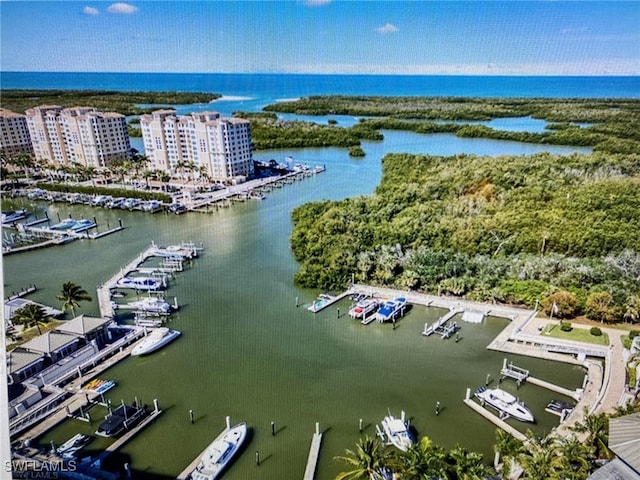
left=542, top=323, right=610, bottom=346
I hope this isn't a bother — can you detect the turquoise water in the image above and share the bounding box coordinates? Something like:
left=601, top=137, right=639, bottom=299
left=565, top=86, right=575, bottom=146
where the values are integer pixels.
left=5, top=130, right=588, bottom=479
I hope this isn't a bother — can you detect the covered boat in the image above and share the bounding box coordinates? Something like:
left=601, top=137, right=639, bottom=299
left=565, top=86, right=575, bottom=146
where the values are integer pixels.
left=95, top=402, right=148, bottom=437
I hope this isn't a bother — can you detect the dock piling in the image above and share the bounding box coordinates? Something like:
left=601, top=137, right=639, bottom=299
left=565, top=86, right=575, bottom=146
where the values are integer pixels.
left=271, top=421, right=275, bottom=436
left=436, top=402, right=440, bottom=416
left=256, top=450, right=260, bottom=466
left=359, top=418, right=363, bottom=432
left=189, top=409, right=194, bottom=424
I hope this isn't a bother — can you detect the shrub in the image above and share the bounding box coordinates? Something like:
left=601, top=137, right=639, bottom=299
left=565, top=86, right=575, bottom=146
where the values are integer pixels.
left=590, top=327, right=603, bottom=336
left=560, top=320, right=573, bottom=332
left=630, top=330, right=640, bottom=339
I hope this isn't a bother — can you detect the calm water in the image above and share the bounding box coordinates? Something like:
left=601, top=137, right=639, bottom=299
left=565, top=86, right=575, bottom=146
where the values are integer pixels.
left=3, top=73, right=602, bottom=478
left=5, top=135, right=587, bottom=479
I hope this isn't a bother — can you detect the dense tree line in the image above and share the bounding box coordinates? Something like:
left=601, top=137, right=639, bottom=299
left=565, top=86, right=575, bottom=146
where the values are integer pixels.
left=291, top=152, right=640, bottom=322
left=236, top=112, right=382, bottom=150
left=0, top=89, right=220, bottom=115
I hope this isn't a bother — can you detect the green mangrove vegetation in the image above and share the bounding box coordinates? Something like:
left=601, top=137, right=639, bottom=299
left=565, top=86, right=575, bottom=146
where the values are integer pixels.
left=0, top=89, right=221, bottom=115
left=291, top=151, right=640, bottom=323
left=265, top=96, right=640, bottom=155
left=236, top=112, right=382, bottom=150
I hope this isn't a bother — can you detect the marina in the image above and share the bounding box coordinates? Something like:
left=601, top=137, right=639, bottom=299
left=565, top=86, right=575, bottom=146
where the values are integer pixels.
left=3, top=119, right=620, bottom=478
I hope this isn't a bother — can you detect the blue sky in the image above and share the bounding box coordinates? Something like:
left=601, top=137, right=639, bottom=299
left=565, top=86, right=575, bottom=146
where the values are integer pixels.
left=1, top=1, right=639, bottom=75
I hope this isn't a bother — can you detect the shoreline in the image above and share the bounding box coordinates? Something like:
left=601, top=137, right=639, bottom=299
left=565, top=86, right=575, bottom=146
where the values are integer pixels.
left=350, top=284, right=632, bottom=438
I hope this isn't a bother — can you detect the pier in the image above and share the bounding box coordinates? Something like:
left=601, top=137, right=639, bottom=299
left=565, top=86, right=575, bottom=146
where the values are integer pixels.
left=96, top=399, right=163, bottom=462
left=307, top=291, right=351, bottom=313
left=499, top=358, right=582, bottom=400
left=422, top=308, right=461, bottom=336
left=303, top=423, right=323, bottom=480
left=96, top=242, right=198, bottom=319
left=463, top=388, right=527, bottom=442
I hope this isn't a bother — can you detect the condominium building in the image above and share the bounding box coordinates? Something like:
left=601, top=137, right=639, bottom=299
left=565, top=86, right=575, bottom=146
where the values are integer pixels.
left=25, top=106, right=131, bottom=168
left=0, top=109, right=33, bottom=157
left=140, top=110, right=254, bottom=181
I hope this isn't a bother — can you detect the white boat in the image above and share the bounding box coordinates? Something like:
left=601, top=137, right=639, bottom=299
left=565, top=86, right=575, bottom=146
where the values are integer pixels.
left=1, top=209, right=27, bottom=224
left=56, top=433, right=93, bottom=458
left=129, top=296, right=172, bottom=313
left=375, top=297, right=408, bottom=323
left=131, top=328, right=181, bottom=356
left=474, top=387, right=535, bottom=423
left=348, top=298, right=379, bottom=320
left=189, top=420, right=248, bottom=480
left=150, top=242, right=196, bottom=259
left=115, top=276, right=164, bottom=291
left=379, top=412, right=414, bottom=452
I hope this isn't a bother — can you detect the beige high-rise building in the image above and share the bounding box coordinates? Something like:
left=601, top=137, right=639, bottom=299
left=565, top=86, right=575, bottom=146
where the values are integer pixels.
left=140, top=110, right=254, bottom=181
left=0, top=109, right=33, bottom=157
left=25, top=106, right=131, bottom=168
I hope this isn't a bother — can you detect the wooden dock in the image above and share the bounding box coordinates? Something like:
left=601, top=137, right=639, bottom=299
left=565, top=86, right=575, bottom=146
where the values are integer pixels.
left=303, top=427, right=323, bottom=480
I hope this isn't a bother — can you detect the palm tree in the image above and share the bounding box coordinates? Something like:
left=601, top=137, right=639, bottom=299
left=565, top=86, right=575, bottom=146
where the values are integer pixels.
left=57, top=281, right=92, bottom=317
left=334, top=435, right=392, bottom=480
left=394, top=436, right=448, bottom=480
left=493, top=428, right=523, bottom=479
left=12, top=303, right=50, bottom=335
left=447, top=444, right=495, bottom=480
left=517, top=433, right=564, bottom=479
left=569, top=408, right=611, bottom=459
left=555, top=435, right=593, bottom=478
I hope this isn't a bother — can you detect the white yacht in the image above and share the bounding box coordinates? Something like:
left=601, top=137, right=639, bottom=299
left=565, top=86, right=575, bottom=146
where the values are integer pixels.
left=115, top=276, right=164, bottom=291
left=129, top=296, right=172, bottom=313
left=378, top=411, right=415, bottom=452
left=189, top=420, right=248, bottom=480
left=475, top=387, right=535, bottom=423
left=131, top=328, right=181, bottom=356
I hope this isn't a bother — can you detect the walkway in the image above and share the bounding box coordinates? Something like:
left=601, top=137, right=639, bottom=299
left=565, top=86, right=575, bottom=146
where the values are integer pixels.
left=350, top=285, right=631, bottom=434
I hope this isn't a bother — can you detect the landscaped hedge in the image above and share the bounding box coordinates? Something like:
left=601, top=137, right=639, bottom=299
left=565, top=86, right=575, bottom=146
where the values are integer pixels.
left=35, top=182, right=171, bottom=203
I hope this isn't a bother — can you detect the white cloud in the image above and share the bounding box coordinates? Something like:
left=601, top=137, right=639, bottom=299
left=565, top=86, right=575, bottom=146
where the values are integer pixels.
left=377, top=23, right=398, bottom=34
left=107, top=3, right=138, bottom=14
left=305, top=0, right=332, bottom=6
left=82, top=6, right=99, bottom=15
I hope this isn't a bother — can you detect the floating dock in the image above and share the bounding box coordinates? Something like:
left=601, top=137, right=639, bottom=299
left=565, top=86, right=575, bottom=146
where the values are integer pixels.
left=303, top=423, right=323, bottom=480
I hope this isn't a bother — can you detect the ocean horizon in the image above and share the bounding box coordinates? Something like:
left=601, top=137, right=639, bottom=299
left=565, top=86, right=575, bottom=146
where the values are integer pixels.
left=2, top=71, right=639, bottom=99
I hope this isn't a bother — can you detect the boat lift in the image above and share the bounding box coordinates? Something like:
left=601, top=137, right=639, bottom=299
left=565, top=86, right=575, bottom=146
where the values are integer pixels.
left=500, top=359, right=530, bottom=386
